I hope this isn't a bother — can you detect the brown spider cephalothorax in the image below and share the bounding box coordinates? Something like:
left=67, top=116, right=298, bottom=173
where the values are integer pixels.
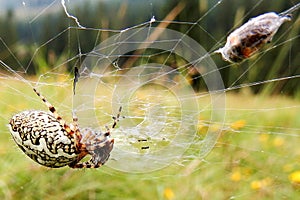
left=9, top=88, right=121, bottom=168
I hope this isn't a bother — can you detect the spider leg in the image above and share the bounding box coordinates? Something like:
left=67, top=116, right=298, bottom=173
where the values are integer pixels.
left=68, top=144, right=110, bottom=169
left=72, top=111, right=78, bottom=123
left=70, top=162, right=100, bottom=168
left=112, top=106, right=122, bottom=129
left=68, top=151, right=93, bottom=168
left=105, top=125, right=110, bottom=135
left=33, top=88, right=74, bottom=135
left=71, top=111, right=79, bottom=132
left=69, top=146, right=113, bottom=169
left=101, top=106, right=122, bottom=138
left=69, top=160, right=102, bottom=168
left=33, top=88, right=62, bottom=120
left=70, top=110, right=84, bottom=144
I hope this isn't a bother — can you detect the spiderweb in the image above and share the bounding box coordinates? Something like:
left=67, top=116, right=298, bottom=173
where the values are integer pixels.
left=0, top=0, right=300, bottom=199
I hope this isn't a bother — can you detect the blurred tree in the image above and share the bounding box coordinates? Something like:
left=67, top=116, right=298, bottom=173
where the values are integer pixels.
left=0, top=0, right=298, bottom=95
left=0, top=9, right=18, bottom=70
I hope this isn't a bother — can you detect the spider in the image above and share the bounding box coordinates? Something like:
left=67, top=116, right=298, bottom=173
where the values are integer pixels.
left=9, top=88, right=121, bottom=168
left=216, top=3, right=300, bottom=63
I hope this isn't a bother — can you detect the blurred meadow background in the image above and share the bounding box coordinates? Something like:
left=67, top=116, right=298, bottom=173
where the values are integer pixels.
left=0, top=0, right=300, bottom=199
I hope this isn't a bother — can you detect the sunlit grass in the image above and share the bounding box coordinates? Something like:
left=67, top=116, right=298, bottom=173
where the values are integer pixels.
left=1, top=80, right=300, bottom=200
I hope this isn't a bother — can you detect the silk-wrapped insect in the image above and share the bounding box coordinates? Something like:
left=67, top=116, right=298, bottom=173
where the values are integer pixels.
left=216, top=3, right=300, bottom=63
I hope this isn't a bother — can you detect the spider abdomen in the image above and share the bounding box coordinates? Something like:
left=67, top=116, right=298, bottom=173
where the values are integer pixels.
left=9, top=110, right=78, bottom=168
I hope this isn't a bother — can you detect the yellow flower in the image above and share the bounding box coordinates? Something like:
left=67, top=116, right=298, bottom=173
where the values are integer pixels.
left=250, top=178, right=272, bottom=190
left=230, top=170, right=242, bottom=182
left=230, top=120, right=246, bottom=130
left=259, top=133, right=269, bottom=143
left=289, top=171, right=300, bottom=184
left=164, top=188, right=175, bottom=200
left=273, top=136, right=285, bottom=147
left=251, top=180, right=262, bottom=190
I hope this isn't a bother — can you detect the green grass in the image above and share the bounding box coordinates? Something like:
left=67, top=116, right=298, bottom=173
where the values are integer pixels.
left=1, top=80, right=300, bottom=200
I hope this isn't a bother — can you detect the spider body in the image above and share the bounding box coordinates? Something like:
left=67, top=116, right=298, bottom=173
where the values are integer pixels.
left=9, top=89, right=120, bottom=168
left=9, top=110, right=79, bottom=168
